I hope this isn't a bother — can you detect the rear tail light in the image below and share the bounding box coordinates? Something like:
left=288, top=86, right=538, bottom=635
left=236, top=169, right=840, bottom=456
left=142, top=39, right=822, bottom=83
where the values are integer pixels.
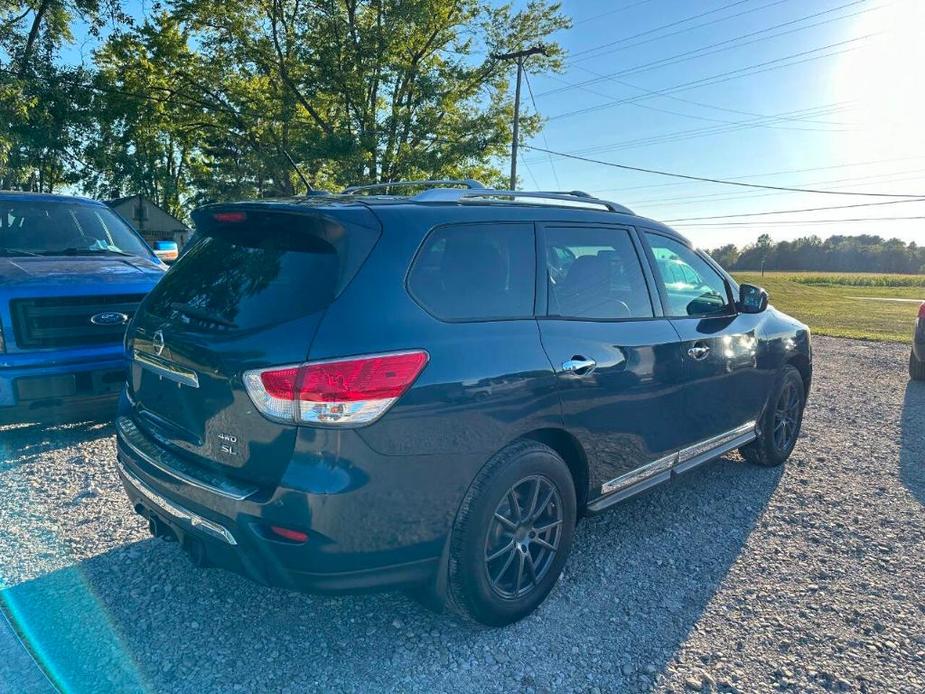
left=243, top=350, right=429, bottom=426
left=919, top=302, right=925, bottom=319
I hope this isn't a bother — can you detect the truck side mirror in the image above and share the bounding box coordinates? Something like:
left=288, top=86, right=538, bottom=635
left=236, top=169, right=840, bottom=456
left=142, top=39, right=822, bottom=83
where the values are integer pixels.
left=153, top=240, right=179, bottom=264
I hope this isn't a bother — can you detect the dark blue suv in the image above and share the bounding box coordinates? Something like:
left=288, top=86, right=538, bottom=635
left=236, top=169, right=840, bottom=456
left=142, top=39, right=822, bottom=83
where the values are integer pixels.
left=0, top=192, right=164, bottom=424
left=116, top=182, right=811, bottom=625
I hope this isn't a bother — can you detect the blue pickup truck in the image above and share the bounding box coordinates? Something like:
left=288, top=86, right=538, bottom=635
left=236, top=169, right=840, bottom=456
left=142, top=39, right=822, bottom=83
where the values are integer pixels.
left=0, top=192, right=165, bottom=425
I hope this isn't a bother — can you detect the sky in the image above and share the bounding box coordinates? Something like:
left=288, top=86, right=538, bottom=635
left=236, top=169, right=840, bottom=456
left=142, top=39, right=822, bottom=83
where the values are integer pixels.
left=59, top=0, right=925, bottom=249
left=522, top=0, right=925, bottom=248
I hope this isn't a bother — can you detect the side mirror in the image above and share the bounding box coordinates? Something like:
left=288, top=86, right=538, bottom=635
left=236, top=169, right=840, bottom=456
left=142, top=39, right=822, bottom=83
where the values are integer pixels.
left=153, top=239, right=179, bottom=264
left=738, top=283, right=769, bottom=314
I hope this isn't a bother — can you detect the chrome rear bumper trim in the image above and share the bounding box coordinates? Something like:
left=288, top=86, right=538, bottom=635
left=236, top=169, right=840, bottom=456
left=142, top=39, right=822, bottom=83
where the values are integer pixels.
left=118, top=459, right=237, bottom=546
left=116, top=416, right=257, bottom=501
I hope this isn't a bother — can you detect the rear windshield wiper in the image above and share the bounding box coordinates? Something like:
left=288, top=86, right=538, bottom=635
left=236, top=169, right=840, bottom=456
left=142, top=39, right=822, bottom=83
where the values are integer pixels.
left=169, top=302, right=237, bottom=328
left=0, top=248, right=41, bottom=257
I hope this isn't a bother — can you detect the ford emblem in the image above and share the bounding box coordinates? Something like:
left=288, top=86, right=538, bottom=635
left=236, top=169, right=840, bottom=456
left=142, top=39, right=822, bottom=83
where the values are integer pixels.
left=90, top=311, right=129, bottom=326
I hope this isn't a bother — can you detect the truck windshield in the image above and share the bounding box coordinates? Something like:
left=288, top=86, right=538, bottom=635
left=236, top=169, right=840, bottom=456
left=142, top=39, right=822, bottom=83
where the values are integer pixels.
left=0, top=200, right=153, bottom=259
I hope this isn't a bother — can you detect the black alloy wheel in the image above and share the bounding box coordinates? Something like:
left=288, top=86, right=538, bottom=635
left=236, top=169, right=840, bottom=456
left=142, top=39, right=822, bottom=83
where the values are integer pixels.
left=484, top=475, right=563, bottom=599
left=772, top=379, right=802, bottom=453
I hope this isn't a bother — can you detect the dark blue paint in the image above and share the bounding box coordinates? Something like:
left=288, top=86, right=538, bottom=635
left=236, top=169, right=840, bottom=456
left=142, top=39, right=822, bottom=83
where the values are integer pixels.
left=116, top=195, right=812, bottom=594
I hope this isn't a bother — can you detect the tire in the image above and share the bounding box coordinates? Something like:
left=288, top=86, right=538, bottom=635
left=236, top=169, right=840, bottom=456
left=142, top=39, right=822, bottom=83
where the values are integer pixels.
left=910, top=349, right=925, bottom=381
left=740, top=365, right=806, bottom=467
left=446, top=440, right=576, bottom=626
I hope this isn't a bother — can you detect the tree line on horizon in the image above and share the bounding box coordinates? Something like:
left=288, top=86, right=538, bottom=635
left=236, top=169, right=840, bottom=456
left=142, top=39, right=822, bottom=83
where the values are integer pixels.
left=707, top=233, right=925, bottom=275
left=1, top=0, right=569, bottom=220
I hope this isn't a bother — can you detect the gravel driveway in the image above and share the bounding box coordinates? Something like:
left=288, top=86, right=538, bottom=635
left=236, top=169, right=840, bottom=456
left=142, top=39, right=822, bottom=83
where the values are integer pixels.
left=1, top=336, right=923, bottom=693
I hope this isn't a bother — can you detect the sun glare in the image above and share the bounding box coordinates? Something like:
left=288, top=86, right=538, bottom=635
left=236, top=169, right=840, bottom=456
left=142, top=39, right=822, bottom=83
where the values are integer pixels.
left=832, top=0, right=925, bottom=163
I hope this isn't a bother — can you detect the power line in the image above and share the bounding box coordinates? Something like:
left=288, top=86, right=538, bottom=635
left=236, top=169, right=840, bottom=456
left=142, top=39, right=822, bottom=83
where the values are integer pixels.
left=625, top=170, right=925, bottom=208
left=662, top=197, right=925, bottom=222
left=569, top=0, right=798, bottom=64
left=522, top=103, right=853, bottom=165
left=491, top=45, right=549, bottom=190
left=587, top=156, right=925, bottom=195
left=542, top=0, right=877, bottom=97
left=536, top=70, right=854, bottom=132
left=570, top=0, right=758, bottom=60
left=674, top=215, right=925, bottom=226
left=571, top=66, right=847, bottom=126
left=519, top=144, right=925, bottom=197
left=523, top=70, right=560, bottom=189
left=543, top=72, right=852, bottom=131
left=572, top=0, right=658, bottom=26
left=549, top=35, right=872, bottom=122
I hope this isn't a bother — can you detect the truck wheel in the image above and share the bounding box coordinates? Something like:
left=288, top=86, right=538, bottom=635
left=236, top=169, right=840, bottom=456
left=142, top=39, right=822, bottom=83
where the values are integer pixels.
left=447, top=440, right=576, bottom=626
left=740, top=365, right=806, bottom=467
left=910, top=350, right=925, bottom=381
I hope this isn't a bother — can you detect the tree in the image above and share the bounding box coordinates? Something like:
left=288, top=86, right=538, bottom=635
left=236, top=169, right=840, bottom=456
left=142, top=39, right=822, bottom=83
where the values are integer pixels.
left=161, top=0, right=570, bottom=195
left=83, top=15, right=210, bottom=217
left=0, top=0, right=128, bottom=190
left=707, top=234, right=925, bottom=274
left=707, top=243, right=738, bottom=268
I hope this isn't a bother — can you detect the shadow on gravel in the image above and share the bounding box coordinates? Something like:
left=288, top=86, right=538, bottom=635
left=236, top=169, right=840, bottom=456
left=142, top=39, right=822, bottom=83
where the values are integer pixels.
left=900, top=380, right=925, bottom=506
left=0, top=422, right=112, bottom=473
left=0, top=455, right=783, bottom=692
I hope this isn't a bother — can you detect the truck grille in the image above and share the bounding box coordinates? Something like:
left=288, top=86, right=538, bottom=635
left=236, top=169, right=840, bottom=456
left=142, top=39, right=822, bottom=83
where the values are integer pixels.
left=11, top=294, right=146, bottom=349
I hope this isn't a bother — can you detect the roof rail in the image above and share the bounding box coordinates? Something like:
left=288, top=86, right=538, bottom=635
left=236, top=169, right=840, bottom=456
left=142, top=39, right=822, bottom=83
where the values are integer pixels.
left=343, top=179, right=486, bottom=194
left=411, top=188, right=633, bottom=215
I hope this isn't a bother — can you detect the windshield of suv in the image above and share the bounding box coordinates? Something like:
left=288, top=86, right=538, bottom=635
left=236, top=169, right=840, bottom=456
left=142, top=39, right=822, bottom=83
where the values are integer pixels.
left=0, top=200, right=153, bottom=259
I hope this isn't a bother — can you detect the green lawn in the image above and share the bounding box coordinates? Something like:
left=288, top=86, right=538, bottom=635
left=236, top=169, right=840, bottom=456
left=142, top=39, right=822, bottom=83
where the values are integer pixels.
left=733, top=272, right=924, bottom=343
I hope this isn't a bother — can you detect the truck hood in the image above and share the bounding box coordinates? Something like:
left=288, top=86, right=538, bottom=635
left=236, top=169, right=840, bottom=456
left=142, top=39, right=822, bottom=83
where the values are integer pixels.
left=0, top=255, right=165, bottom=288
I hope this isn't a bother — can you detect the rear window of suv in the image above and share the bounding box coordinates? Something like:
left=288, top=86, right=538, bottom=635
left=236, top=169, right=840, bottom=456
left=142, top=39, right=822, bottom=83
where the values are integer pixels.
left=143, top=208, right=380, bottom=330
left=408, top=222, right=535, bottom=321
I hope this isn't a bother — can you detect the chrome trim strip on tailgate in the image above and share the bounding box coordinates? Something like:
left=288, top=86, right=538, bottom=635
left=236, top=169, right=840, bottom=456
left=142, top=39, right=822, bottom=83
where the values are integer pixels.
left=116, top=416, right=258, bottom=501
left=118, top=460, right=237, bottom=546
left=133, top=349, right=200, bottom=388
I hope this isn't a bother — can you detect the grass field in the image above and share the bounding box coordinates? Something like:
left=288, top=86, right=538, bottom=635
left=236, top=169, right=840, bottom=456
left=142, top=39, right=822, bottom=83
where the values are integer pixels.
left=733, top=272, right=924, bottom=343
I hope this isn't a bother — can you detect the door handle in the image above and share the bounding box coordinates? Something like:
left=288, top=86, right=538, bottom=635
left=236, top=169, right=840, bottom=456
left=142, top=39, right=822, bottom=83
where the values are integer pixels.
left=688, top=343, right=711, bottom=360
left=561, top=357, right=597, bottom=374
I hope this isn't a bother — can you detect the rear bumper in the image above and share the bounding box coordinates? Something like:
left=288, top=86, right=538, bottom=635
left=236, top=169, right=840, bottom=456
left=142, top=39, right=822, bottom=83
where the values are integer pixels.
left=0, top=354, right=125, bottom=424
left=117, top=459, right=438, bottom=592
left=113, top=409, right=478, bottom=594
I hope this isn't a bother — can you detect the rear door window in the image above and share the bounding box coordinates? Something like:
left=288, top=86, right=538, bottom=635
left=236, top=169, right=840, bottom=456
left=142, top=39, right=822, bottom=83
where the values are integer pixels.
left=543, top=226, right=654, bottom=320
left=143, top=209, right=380, bottom=330
left=408, top=223, right=535, bottom=321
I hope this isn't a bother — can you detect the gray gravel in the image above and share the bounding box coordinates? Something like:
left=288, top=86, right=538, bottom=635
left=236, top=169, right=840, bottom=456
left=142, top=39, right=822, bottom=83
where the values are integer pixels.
left=1, top=336, right=923, bottom=693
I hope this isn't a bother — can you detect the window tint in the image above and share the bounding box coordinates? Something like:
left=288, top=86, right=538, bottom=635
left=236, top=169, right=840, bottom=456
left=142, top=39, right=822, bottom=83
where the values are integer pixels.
left=645, top=233, right=732, bottom=317
left=408, top=223, right=535, bottom=320
left=544, top=226, right=653, bottom=320
left=143, top=210, right=380, bottom=331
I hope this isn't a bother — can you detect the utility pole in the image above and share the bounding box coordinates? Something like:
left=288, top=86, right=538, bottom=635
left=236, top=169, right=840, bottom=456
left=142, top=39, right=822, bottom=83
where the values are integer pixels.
left=491, top=45, right=547, bottom=190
